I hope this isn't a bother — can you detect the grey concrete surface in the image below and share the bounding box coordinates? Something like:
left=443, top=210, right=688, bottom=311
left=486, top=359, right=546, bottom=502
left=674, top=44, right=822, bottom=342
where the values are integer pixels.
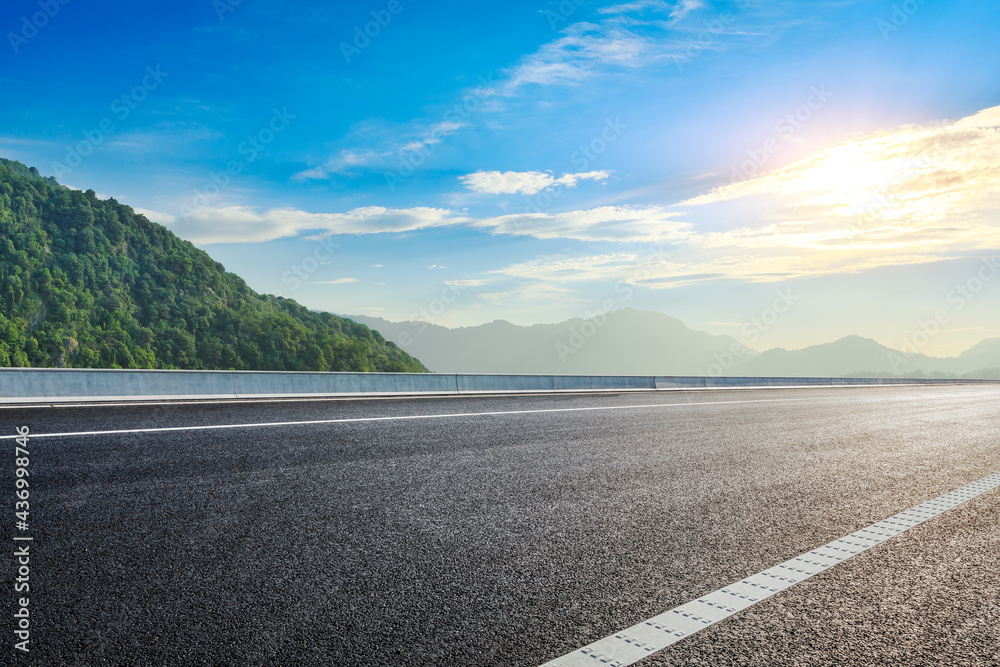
left=3, top=385, right=999, bottom=665
left=0, top=367, right=994, bottom=404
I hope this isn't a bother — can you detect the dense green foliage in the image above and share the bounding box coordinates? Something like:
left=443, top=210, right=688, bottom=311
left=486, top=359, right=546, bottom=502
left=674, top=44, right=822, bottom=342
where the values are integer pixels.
left=0, top=159, right=426, bottom=372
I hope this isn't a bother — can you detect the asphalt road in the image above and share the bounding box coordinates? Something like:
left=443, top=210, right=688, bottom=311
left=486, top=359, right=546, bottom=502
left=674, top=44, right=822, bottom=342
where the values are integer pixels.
left=3, top=385, right=999, bottom=666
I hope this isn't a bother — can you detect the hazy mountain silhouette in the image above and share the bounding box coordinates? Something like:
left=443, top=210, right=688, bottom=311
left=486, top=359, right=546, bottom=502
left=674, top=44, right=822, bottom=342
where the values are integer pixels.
left=734, top=335, right=930, bottom=376
left=349, top=309, right=754, bottom=374
left=735, top=335, right=1000, bottom=378
left=349, top=311, right=1000, bottom=378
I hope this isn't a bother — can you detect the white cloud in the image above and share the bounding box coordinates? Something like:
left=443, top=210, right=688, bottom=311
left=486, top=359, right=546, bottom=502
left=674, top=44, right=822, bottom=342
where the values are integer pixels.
left=478, top=283, right=580, bottom=308
left=669, top=0, right=703, bottom=22
left=680, top=104, right=1000, bottom=230
left=108, top=124, right=224, bottom=153
left=293, top=121, right=467, bottom=181
left=402, top=120, right=466, bottom=153
left=171, top=206, right=470, bottom=244
left=490, top=253, right=641, bottom=283
left=599, top=0, right=671, bottom=14
left=292, top=166, right=328, bottom=181
left=291, top=0, right=778, bottom=181
left=468, top=108, right=1000, bottom=288
left=485, top=245, right=971, bottom=291
left=171, top=203, right=692, bottom=245
left=474, top=205, right=692, bottom=243
left=311, top=278, right=359, bottom=285
left=170, top=106, right=1000, bottom=291
left=444, top=279, right=490, bottom=287
left=501, top=22, right=652, bottom=92
left=459, top=170, right=610, bottom=195
left=133, top=207, right=176, bottom=224
left=597, top=0, right=701, bottom=22
left=292, top=148, right=388, bottom=180
left=291, top=0, right=713, bottom=180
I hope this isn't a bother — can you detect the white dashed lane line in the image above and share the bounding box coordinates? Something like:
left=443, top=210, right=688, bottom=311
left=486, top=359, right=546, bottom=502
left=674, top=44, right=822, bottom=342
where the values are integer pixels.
left=541, top=471, right=1000, bottom=666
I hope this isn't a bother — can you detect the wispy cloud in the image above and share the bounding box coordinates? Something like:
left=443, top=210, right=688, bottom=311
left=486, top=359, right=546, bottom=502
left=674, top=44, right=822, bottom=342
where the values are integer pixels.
left=172, top=202, right=690, bottom=245
left=133, top=207, right=176, bottom=224
left=475, top=205, right=692, bottom=243
left=0, top=135, right=54, bottom=147
left=459, top=169, right=610, bottom=195
left=165, top=106, right=1000, bottom=293
left=490, top=253, right=641, bottom=283
left=292, top=148, right=388, bottom=180
left=598, top=0, right=671, bottom=15
left=499, top=22, right=653, bottom=93
left=599, top=0, right=703, bottom=22
left=459, top=107, right=1000, bottom=288
left=108, top=123, right=224, bottom=153
left=444, top=279, right=490, bottom=287
left=477, top=283, right=581, bottom=310
left=292, top=120, right=468, bottom=181
left=294, top=2, right=695, bottom=179
left=171, top=205, right=470, bottom=244
left=669, top=0, right=704, bottom=23
left=311, top=277, right=360, bottom=284
left=680, top=104, right=1000, bottom=228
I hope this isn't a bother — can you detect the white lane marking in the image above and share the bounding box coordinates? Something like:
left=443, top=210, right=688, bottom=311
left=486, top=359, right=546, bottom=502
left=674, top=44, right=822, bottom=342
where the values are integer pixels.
left=541, top=471, right=1000, bottom=666
left=0, top=396, right=833, bottom=440
left=1, top=382, right=994, bottom=410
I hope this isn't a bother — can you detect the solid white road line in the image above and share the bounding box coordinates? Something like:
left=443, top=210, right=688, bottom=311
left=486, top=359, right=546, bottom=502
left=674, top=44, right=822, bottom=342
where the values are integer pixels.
left=0, top=395, right=834, bottom=440
left=540, top=471, right=1000, bottom=666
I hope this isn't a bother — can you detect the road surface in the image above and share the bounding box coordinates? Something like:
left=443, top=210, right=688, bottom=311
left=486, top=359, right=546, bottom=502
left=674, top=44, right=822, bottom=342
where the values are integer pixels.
left=3, top=385, right=999, bottom=665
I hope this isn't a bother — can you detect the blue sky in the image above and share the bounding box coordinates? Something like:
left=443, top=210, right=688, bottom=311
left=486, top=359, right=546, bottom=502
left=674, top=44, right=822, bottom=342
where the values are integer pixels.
left=4, top=0, right=1000, bottom=356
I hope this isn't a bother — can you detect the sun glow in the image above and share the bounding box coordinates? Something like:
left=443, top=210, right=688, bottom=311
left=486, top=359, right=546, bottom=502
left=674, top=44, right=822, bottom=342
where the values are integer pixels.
left=681, top=106, right=1000, bottom=234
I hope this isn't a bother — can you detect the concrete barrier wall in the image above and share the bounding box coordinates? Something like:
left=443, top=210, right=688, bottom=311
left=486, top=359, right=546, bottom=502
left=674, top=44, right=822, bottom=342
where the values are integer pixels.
left=456, top=374, right=555, bottom=393
left=0, top=367, right=994, bottom=404
left=555, top=375, right=656, bottom=391
left=652, top=376, right=976, bottom=389
left=0, top=368, right=238, bottom=402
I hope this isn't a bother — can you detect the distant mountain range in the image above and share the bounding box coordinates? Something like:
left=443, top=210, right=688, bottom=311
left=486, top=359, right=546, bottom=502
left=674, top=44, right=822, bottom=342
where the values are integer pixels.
left=740, top=334, right=999, bottom=378
left=349, top=309, right=752, bottom=375
left=349, top=309, right=1000, bottom=379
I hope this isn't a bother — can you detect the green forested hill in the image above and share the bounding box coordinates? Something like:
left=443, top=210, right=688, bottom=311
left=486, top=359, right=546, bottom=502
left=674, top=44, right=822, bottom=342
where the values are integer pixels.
left=0, top=159, right=426, bottom=372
